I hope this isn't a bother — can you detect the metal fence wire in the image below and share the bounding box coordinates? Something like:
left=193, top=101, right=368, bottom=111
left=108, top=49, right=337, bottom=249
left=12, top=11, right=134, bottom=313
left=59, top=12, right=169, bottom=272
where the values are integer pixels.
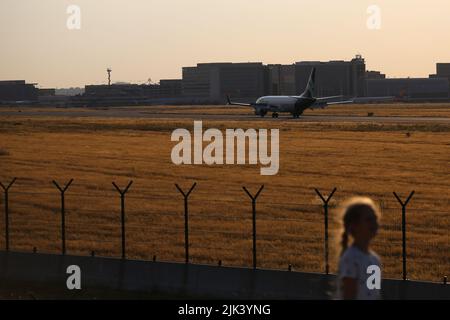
left=0, top=177, right=448, bottom=283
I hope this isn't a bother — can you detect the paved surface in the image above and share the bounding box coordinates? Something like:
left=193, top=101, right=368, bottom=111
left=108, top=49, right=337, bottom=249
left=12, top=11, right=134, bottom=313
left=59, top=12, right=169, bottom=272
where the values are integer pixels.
left=1, top=107, right=450, bottom=123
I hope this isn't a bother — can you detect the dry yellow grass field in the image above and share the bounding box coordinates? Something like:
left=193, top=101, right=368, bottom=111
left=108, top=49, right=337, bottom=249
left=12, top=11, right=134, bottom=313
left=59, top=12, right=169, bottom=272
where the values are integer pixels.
left=0, top=104, right=449, bottom=282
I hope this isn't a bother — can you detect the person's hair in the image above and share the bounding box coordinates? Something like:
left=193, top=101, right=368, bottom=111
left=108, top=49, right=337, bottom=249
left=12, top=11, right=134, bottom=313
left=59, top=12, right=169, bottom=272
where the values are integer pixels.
left=339, top=197, right=380, bottom=256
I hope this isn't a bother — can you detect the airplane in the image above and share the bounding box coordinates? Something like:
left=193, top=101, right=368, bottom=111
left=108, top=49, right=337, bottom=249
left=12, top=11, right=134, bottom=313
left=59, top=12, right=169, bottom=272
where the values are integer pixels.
left=226, top=67, right=392, bottom=118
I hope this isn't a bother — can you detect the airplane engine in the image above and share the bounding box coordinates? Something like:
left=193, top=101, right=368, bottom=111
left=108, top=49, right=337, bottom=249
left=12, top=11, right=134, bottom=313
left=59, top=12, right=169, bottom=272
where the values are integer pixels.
left=255, top=109, right=267, bottom=117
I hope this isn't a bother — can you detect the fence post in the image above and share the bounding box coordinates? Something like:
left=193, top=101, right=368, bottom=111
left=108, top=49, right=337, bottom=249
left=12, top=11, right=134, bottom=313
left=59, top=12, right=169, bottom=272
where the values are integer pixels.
left=0, top=178, right=17, bottom=251
left=314, top=187, right=337, bottom=275
left=393, top=190, right=415, bottom=281
left=52, top=179, right=74, bottom=255
left=243, top=185, right=264, bottom=270
left=112, top=181, right=133, bottom=260
left=175, top=183, right=197, bottom=264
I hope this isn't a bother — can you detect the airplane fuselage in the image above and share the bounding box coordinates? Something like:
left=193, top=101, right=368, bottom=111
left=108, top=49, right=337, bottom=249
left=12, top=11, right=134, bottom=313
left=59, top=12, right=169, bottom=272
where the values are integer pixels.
left=255, top=95, right=316, bottom=115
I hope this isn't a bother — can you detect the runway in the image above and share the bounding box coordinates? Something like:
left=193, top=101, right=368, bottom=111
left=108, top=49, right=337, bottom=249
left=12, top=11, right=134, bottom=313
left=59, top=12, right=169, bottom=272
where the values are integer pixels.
left=1, top=107, right=450, bottom=123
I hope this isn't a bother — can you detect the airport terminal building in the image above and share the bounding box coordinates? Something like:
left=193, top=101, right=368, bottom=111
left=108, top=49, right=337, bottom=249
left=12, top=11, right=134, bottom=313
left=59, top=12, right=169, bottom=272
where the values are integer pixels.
left=266, top=64, right=296, bottom=96
left=294, top=55, right=366, bottom=98
left=181, top=58, right=449, bottom=103
left=181, top=56, right=367, bottom=103
left=182, top=62, right=267, bottom=103
left=437, top=63, right=450, bottom=92
left=437, top=63, right=450, bottom=80
left=366, top=78, right=449, bottom=100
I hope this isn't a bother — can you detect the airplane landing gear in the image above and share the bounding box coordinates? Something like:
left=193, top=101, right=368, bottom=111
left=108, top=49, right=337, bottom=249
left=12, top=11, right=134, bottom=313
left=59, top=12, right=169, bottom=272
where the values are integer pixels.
left=256, top=110, right=268, bottom=117
left=272, top=112, right=279, bottom=118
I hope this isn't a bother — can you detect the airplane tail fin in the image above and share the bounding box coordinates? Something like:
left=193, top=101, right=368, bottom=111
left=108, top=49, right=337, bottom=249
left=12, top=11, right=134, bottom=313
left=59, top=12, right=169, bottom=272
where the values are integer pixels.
left=301, top=67, right=316, bottom=98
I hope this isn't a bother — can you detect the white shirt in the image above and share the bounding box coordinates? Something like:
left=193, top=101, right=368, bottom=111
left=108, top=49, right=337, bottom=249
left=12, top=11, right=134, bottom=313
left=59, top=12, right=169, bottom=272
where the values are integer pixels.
left=336, top=245, right=382, bottom=300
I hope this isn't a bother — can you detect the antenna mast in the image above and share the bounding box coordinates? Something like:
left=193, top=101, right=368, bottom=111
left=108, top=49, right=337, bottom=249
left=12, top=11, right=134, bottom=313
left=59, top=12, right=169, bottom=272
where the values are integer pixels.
left=107, top=68, right=112, bottom=86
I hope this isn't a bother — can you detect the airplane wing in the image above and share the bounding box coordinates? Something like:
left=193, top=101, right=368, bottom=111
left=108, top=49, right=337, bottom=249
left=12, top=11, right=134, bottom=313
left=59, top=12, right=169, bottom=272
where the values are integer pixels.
left=310, top=99, right=354, bottom=109
left=325, top=100, right=355, bottom=105
left=315, top=95, right=345, bottom=102
left=226, top=95, right=281, bottom=115
left=311, top=96, right=395, bottom=109
left=351, top=96, right=395, bottom=103
left=226, top=95, right=254, bottom=107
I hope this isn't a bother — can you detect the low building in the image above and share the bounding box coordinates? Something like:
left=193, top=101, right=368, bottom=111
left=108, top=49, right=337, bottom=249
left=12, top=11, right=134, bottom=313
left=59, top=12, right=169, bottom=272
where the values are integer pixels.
left=0, top=80, right=39, bottom=102
left=84, top=80, right=182, bottom=99
left=74, top=79, right=184, bottom=107
left=366, top=71, right=386, bottom=79
left=38, top=88, right=56, bottom=97
left=366, top=78, right=449, bottom=99
left=159, top=79, right=182, bottom=97
left=84, top=84, right=143, bottom=97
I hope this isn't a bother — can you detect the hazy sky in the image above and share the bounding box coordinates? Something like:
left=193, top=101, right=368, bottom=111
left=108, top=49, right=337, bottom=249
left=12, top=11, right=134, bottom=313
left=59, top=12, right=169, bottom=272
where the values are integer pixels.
left=1, top=0, right=449, bottom=88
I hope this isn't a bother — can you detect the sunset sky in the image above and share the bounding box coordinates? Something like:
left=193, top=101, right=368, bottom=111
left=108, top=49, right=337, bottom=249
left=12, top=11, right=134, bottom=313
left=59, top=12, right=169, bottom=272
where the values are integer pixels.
left=1, top=0, right=449, bottom=88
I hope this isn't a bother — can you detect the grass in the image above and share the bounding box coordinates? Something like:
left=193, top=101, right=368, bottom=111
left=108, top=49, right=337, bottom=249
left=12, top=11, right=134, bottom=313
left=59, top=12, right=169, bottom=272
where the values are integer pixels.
left=306, top=102, right=450, bottom=118
left=0, top=104, right=448, bottom=282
